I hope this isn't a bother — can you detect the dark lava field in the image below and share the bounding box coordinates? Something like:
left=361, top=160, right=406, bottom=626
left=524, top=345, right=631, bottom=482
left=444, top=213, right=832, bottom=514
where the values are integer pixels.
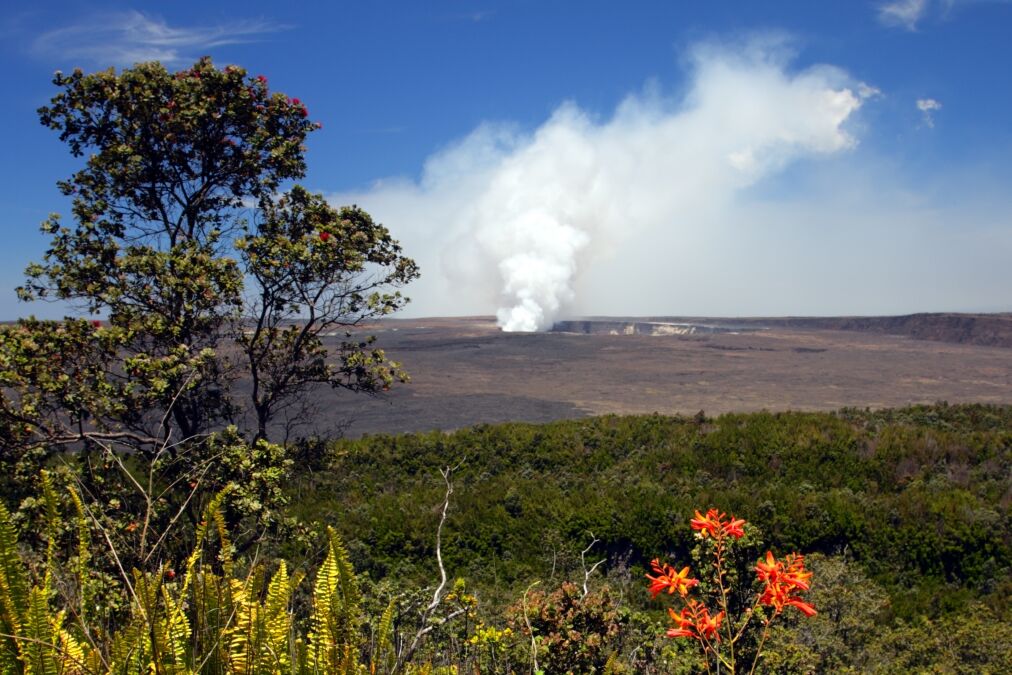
left=308, top=314, right=1012, bottom=438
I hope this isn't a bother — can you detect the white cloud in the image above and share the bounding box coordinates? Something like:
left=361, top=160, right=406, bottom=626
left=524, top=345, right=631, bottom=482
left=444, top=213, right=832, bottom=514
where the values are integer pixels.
left=878, top=0, right=929, bottom=30
left=917, top=97, right=943, bottom=126
left=330, top=40, right=879, bottom=331
left=877, top=0, right=1012, bottom=30
left=32, top=10, right=285, bottom=67
left=858, top=83, right=883, bottom=99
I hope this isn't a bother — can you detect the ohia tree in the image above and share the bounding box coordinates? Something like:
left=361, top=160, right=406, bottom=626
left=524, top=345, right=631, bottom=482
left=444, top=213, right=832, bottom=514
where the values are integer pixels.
left=1, top=57, right=418, bottom=569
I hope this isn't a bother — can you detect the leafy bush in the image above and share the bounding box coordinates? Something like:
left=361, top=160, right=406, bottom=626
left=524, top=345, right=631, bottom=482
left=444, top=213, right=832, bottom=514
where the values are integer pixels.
left=506, top=582, right=627, bottom=674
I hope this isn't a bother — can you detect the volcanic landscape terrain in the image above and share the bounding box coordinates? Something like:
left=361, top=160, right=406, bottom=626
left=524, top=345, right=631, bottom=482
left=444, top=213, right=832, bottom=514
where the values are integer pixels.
left=316, top=313, right=1012, bottom=438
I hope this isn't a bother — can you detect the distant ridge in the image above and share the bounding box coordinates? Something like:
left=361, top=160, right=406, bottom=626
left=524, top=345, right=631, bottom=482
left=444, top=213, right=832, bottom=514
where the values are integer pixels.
left=553, top=313, right=1012, bottom=348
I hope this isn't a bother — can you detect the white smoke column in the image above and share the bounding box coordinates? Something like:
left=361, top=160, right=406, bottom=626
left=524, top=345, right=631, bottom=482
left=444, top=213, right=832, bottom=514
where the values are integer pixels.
left=330, top=40, right=877, bottom=330
left=470, top=109, right=596, bottom=331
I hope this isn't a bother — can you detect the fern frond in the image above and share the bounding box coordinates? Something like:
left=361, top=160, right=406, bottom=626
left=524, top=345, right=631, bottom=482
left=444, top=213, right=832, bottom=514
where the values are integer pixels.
left=210, top=494, right=234, bottom=580
left=307, top=534, right=339, bottom=672
left=225, top=576, right=255, bottom=674
left=603, top=650, right=620, bottom=674
left=21, top=585, right=60, bottom=675
left=190, top=570, right=232, bottom=671
left=0, top=502, right=29, bottom=667
left=308, top=528, right=364, bottom=674
left=54, top=609, right=97, bottom=675
left=39, top=470, right=60, bottom=593
left=223, top=563, right=293, bottom=674
left=261, top=561, right=292, bottom=672
left=66, top=485, right=93, bottom=627
left=160, top=581, right=191, bottom=672
left=372, top=598, right=396, bottom=675
left=110, top=613, right=151, bottom=674
left=183, top=484, right=234, bottom=592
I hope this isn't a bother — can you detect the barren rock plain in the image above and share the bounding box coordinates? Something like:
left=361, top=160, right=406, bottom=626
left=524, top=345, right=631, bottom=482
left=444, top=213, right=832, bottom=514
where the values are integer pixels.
left=319, top=314, right=1012, bottom=438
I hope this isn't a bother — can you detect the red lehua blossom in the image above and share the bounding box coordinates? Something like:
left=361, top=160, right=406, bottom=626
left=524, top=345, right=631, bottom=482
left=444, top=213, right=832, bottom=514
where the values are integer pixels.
left=91, top=319, right=102, bottom=328
left=256, top=75, right=267, bottom=84
left=300, top=106, right=309, bottom=118
left=291, top=97, right=301, bottom=105
left=319, top=231, right=331, bottom=242
left=646, top=559, right=699, bottom=598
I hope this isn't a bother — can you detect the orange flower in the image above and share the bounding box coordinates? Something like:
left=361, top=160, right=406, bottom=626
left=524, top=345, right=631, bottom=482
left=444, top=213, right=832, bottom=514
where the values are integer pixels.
left=697, top=608, right=725, bottom=639
left=690, top=508, right=747, bottom=539
left=755, top=550, right=781, bottom=583
left=647, top=559, right=699, bottom=598
left=782, top=553, right=812, bottom=591
left=690, top=509, right=722, bottom=537
left=664, top=601, right=724, bottom=641
left=785, top=598, right=817, bottom=617
left=756, top=551, right=812, bottom=591
left=756, top=551, right=816, bottom=617
left=723, top=516, right=746, bottom=538
left=665, top=606, right=696, bottom=638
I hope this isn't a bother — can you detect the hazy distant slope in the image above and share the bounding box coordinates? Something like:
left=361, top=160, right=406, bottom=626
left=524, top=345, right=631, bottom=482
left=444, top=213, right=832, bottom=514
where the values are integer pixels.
left=572, top=313, right=1012, bottom=348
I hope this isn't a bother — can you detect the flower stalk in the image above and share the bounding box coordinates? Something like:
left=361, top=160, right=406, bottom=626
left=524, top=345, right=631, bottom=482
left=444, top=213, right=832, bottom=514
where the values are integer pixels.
left=647, top=508, right=817, bottom=673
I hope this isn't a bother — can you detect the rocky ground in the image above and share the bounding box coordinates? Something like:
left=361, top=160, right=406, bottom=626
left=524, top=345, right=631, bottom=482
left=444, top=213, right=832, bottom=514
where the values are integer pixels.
left=306, top=314, right=1012, bottom=438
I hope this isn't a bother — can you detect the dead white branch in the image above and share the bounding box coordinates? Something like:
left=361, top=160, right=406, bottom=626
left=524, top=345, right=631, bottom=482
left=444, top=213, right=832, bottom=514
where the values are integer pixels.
left=581, top=533, right=605, bottom=599
left=393, top=461, right=464, bottom=673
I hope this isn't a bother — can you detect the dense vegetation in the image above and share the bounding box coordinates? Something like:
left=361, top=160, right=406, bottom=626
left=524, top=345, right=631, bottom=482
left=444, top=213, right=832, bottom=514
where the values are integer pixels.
left=4, top=404, right=1007, bottom=672
left=286, top=403, right=1011, bottom=671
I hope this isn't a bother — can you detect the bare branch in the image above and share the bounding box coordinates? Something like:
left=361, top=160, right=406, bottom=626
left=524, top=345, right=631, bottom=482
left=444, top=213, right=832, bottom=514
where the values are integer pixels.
left=522, top=581, right=541, bottom=674
left=392, top=460, right=464, bottom=673
left=581, top=533, right=605, bottom=599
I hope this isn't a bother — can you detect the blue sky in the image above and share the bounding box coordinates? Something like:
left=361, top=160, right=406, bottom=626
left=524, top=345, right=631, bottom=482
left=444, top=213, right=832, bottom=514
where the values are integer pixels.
left=1, top=1, right=1010, bottom=324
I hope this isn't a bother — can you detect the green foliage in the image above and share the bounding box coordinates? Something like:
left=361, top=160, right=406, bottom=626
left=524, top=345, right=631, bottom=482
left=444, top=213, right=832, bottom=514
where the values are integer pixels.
left=303, top=405, right=1010, bottom=624
left=1, top=56, right=417, bottom=602
left=859, top=602, right=1012, bottom=674
left=0, top=480, right=403, bottom=674
left=0, top=401, right=1007, bottom=674
left=307, top=528, right=365, bottom=673
left=506, top=582, right=626, bottom=674
left=8, top=55, right=417, bottom=450
left=236, top=184, right=418, bottom=441
left=761, top=553, right=890, bottom=672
